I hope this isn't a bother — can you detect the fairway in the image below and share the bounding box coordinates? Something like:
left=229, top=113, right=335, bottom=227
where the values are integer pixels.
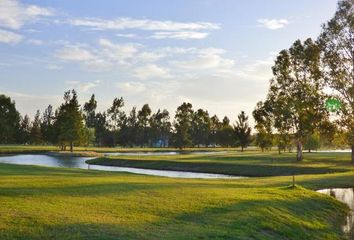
left=0, top=149, right=353, bottom=239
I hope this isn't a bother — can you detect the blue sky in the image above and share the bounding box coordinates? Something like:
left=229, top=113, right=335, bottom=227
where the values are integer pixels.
left=0, top=0, right=338, bottom=123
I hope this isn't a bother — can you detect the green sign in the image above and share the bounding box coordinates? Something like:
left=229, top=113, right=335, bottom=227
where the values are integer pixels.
left=325, top=98, right=341, bottom=112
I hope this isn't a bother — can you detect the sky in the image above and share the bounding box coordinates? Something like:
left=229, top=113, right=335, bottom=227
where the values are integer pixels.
left=0, top=0, right=338, bottom=125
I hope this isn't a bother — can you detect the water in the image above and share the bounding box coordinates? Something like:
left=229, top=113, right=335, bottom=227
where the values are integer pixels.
left=103, top=151, right=227, bottom=156
left=317, top=188, right=354, bottom=238
left=0, top=154, right=242, bottom=179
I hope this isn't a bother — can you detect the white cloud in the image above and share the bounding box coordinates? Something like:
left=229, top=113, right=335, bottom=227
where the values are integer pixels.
left=26, top=39, right=44, bottom=45
left=0, top=29, right=22, bottom=44
left=134, top=64, right=171, bottom=80
left=0, top=0, right=53, bottom=30
left=69, top=17, right=220, bottom=32
left=116, top=82, right=146, bottom=95
left=116, top=33, right=137, bottom=38
left=98, top=38, right=140, bottom=63
left=55, top=46, right=95, bottom=61
left=172, top=48, right=234, bottom=70
left=46, top=64, right=62, bottom=70
left=66, top=80, right=100, bottom=93
left=257, top=18, right=289, bottom=30
left=151, top=31, right=209, bottom=39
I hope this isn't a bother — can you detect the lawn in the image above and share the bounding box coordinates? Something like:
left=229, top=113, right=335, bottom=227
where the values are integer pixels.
left=0, top=147, right=353, bottom=239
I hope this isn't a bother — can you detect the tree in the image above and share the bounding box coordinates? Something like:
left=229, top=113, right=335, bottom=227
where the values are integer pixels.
left=41, top=105, right=55, bottom=144
left=319, top=0, right=354, bottom=162
left=173, top=102, right=193, bottom=149
left=253, top=101, right=273, bottom=152
left=268, top=39, right=328, bottom=161
left=137, top=104, right=152, bottom=147
left=304, top=132, right=321, bottom=153
left=83, top=94, right=97, bottom=128
left=234, top=111, right=251, bottom=152
left=150, top=109, right=171, bottom=147
left=0, top=95, right=20, bottom=144
left=55, top=90, right=85, bottom=152
left=191, top=109, right=210, bottom=147
left=30, top=110, right=42, bottom=144
left=218, top=116, right=234, bottom=147
left=107, top=97, right=124, bottom=130
left=18, top=114, right=31, bottom=144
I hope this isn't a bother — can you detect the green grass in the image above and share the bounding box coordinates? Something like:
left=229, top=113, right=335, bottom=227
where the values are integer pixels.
left=0, top=163, right=350, bottom=240
left=88, top=151, right=353, bottom=177
left=0, top=148, right=353, bottom=239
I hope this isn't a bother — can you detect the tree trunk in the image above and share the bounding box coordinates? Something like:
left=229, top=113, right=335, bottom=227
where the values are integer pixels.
left=352, top=144, right=354, bottom=163
left=70, top=141, right=73, bottom=152
left=241, top=146, right=244, bottom=152
left=296, top=140, right=303, bottom=161
left=278, top=147, right=281, bottom=154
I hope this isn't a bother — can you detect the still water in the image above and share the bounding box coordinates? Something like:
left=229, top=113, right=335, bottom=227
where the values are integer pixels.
left=0, top=154, right=242, bottom=179
left=317, top=188, right=354, bottom=238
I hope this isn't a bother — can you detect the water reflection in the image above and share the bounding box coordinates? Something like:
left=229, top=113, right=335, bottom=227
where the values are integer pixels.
left=317, top=188, right=354, bottom=238
left=0, top=154, right=241, bottom=179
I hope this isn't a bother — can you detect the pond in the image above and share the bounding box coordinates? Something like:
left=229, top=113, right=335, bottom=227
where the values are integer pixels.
left=0, top=154, right=242, bottom=179
left=317, top=188, right=354, bottom=238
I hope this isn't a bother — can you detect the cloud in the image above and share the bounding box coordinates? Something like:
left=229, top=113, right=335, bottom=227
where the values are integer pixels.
left=116, top=82, right=146, bottom=95
left=134, top=64, right=171, bottom=80
left=26, top=39, right=44, bottom=45
left=55, top=46, right=95, bottom=61
left=257, top=18, right=289, bottom=30
left=172, top=48, right=234, bottom=70
left=0, top=29, right=22, bottom=44
left=0, top=0, right=53, bottom=30
left=150, top=31, right=209, bottom=39
left=65, top=80, right=100, bottom=93
left=69, top=17, right=220, bottom=31
left=46, top=64, right=62, bottom=70
left=116, top=33, right=137, bottom=38
left=98, top=38, right=140, bottom=63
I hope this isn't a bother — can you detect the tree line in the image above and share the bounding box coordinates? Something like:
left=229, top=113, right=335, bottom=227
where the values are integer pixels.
left=0, top=91, right=252, bottom=151
left=253, top=0, right=353, bottom=162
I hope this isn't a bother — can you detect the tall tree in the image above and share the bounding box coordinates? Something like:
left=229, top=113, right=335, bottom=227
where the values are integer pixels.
left=30, top=110, right=42, bottom=144
left=234, top=111, right=252, bottom=152
left=137, top=104, right=152, bottom=147
left=173, top=102, right=193, bottom=149
left=269, top=39, right=328, bottom=161
left=218, top=116, right=234, bottom=147
left=150, top=109, right=171, bottom=147
left=55, top=90, right=85, bottom=152
left=319, top=0, right=354, bottom=162
left=191, top=109, right=211, bottom=147
left=83, top=94, right=97, bottom=128
left=19, top=114, right=31, bottom=144
left=253, top=101, right=273, bottom=152
left=41, top=105, right=55, bottom=144
left=0, top=95, right=20, bottom=144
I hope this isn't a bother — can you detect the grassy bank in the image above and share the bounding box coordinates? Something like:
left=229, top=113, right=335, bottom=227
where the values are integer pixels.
left=0, top=163, right=349, bottom=240
left=87, top=151, right=353, bottom=177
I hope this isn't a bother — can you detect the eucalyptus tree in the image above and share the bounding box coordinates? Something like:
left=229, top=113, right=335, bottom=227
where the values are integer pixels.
left=19, top=114, right=31, bottom=144
left=234, top=111, right=252, bottom=152
left=41, top=105, right=55, bottom=144
left=173, top=102, right=194, bottom=149
left=269, top=39, right=329, bottom=161
left=107, top=97, right=125, bottom=146
left=319, top=0, right=354, bottom=161
left=209, top=115, right=221, bottom=146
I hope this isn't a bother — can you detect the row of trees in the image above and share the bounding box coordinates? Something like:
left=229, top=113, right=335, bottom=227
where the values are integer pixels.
left=0, top=91, right=253, bottom=151
left=253, top=0, right=353, bottom=162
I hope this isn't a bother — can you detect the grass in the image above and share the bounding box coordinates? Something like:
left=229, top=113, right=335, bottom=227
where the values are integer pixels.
left=0, top=147, right=353, bottom=239
left=88, top=151, right=353, bottom=177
